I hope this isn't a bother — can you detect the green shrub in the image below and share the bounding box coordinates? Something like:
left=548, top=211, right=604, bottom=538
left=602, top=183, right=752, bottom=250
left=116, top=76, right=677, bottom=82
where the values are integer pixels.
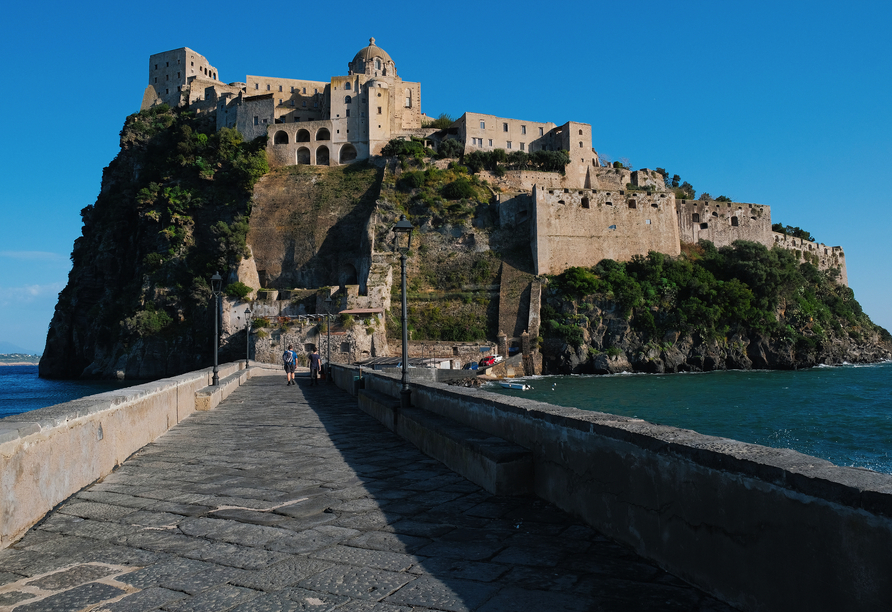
left=397, top=171, right=425, bottom=191
left=224, top=281, right=253, bottom=299
left=437, top=139, right=464, bottom=159
left=442, top=177, right=476, bottom=200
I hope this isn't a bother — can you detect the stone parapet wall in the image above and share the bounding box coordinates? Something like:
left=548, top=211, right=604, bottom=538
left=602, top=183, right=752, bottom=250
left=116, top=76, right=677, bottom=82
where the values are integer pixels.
left=676, top=199, right=772, bottom=249
left=771, top=232, right=848, bottom=285
left=0, top=362, right=247, bottom=548
left=329, top=365, right=892, bottom=611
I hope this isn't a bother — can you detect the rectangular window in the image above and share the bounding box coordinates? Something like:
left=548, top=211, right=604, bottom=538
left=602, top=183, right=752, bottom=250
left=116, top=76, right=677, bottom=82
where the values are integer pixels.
left=314, top=102, right=318, bottom=108
left=480, top=121, right=485, bottom=129
left=177, top=72, right=180, bottom=78
left=253, top=116, right=259, bottom=125
left=346, top=109, right=350, bottom=117
left=303, top=101, right=307, bottom=107
left=267, top=84, right=270, bottom=91
left=503, top=123, right=508, bottom=132
left=279, top=99, right=282, bottom=105
left=521, top=125, right=526, bottom=135
left=255, top=83, right=259, bottom=90
left=290, top=86, right=294, bottom=93
left=290, top=100, right=294, bottom=107
left=303, top=87, right=306, bottom=93
left=520, top=143, right=525, bottom=151
left=377, top=106, right=382, bottom=114
left=154, top=77, right=157, bottom=83
left=488, top=139, right=493, bottom=146
left=507, top=141, right=512, bottom=149
left=539, top=127, right=544, bottom=136
left=279, top=85, right=283, bottom=92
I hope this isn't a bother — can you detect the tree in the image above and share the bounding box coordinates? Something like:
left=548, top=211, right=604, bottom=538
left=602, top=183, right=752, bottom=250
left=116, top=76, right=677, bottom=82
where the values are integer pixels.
left=671, top=174, right=680, bottom=188
left=716, top=195, right=732, bottom=202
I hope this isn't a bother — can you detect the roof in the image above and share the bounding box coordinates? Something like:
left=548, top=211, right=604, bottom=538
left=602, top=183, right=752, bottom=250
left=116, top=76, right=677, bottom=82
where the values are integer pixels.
left=353, top=37, right=392, bottom=65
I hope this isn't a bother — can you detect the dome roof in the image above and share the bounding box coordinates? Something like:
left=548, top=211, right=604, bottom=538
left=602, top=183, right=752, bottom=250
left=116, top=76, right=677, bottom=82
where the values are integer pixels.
left=352, top=37, right=393, bottom=65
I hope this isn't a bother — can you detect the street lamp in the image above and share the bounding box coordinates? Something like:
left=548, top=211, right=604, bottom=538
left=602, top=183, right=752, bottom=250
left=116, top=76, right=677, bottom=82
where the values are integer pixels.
left=244, top=307, right=252, bottom=370
left=324, top=295, right=333, bottom=384
left=210, top=272, right=223, bottom=386
left=393, top=214, right=413, bottom=409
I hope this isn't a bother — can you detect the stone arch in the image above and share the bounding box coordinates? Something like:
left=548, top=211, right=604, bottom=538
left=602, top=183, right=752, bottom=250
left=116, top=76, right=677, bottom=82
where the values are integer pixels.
left=296, top=147, right=310, bottom=165
left=316, top=146, right=330, bottom=166
left=316, top=128, right=331, bottom=141
left=296, top=129, right=310, bottom=142
left=339, top=144, right=358, bottom=164
left=344, top=95, right=352, bottom=104
left=339, top=262, right=358, bottom=286
left=274, top=130, right=289, bottom=145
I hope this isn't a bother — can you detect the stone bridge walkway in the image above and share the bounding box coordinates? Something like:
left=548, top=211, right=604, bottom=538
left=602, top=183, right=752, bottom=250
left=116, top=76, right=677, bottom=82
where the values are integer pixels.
left=0, top=374, right=735, bottom=611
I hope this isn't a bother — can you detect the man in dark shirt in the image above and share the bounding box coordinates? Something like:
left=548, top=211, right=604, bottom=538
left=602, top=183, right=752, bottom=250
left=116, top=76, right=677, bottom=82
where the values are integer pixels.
left=308, top=349, right=321, bottom=386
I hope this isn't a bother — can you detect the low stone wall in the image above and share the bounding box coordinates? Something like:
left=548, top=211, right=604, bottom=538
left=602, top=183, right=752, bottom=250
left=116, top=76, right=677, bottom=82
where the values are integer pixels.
left=329, top=364, right=892, bottom=611
left=0, top=361, right=246, bottom=548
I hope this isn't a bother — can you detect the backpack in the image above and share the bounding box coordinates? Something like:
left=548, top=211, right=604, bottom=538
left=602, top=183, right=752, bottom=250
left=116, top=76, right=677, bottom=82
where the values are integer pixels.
left=283, top=350, right=294, bottom=365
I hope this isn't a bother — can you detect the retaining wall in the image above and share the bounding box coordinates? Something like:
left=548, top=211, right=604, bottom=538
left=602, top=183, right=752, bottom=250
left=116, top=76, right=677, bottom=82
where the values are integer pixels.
left=0, top=361, right=246, bottom=548
left=330, top=364, right=892, bottom=611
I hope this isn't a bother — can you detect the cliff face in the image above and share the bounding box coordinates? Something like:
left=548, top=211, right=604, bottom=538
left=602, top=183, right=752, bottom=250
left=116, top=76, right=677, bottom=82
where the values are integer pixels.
left=40, top=106, right=268, bottom=379
left=540, top=245, right=892, bottom=375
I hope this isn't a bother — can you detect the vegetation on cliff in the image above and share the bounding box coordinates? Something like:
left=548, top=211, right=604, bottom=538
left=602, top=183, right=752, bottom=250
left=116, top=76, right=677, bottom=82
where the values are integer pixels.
left=542, top=240, right=891, bottom=373
left=41, top=106, right=268, bottom=378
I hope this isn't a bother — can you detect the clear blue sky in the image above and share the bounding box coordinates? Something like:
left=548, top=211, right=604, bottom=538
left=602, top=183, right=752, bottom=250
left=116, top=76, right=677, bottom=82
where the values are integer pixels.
left=1, top=0, right=890, bottom=354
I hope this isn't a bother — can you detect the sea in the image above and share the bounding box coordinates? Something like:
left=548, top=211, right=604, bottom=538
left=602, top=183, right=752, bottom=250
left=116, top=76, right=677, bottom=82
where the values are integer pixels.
left=0, top=365, right=141, bottom=419
left=3, top=362, right=891, bottom=475
left=487, top=361, right=892, bottom=475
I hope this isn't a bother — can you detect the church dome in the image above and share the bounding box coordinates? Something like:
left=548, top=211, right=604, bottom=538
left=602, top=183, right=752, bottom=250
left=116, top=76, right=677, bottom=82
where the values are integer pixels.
left=349, top=38, right=396, bottom=77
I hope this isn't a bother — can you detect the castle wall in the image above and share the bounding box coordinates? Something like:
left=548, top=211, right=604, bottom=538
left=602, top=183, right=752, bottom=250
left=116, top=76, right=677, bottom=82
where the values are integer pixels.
left=771, top=233, right=848, bottom=285
left=456, top=112, right=558, bottom=154
left=246, top=76, right=330, bottom=124
left=266, top=120, right=368, bottom=167
left=676, top=199, right=773, bottom=249
left=233, top=95, right=275, bottom=141
left=143, top=48, right=220, bottom=111
left=532, top=186, right=680, bottom=275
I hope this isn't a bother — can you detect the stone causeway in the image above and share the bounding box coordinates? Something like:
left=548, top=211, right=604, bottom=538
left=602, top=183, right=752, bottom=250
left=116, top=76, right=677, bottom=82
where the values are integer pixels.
left=0, top=375, right=734, bottom=611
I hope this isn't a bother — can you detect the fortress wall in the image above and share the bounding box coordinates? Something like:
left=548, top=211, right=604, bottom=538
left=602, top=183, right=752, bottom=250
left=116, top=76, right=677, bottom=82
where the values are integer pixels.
left=245, top=76, right=329, bottom=123
left=0, top=362, right=247, bottom=548
left=266, top=120, right=368, bottom=167
left=532, top=186, right=680, bottom=275
left=676, top=199, right=773, bottom=248
left=771, top=232, right=848, bottom=285
left=332, top=365, right=892, bottom=612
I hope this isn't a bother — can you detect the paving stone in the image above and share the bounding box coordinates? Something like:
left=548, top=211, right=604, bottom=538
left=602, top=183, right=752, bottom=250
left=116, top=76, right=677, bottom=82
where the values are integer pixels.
left=576, top=576, right=703, bottom=610
left=228, top=591, right=337, bottom=612
left=501, top=565, right=581, bottom=591
left=76, top=490, right=159, bottom=509
left=182, top=540, right=291, bottom=569
left=383, top=575, right=499, bottom=611
left=25, top=563, right=118, bottom=590
left=0, top=570, right=26, bottom=587
left=298, top=566, right=414, bottom=600
left=281, top=586, right=352, bottom=609
left=266, top=526, right=360, bottom=554
left=210, top=508, right=292, bottom=526
left=161, top=584, right=259, bottom=612
left=229, top=555, right=332, bottom=591
left=333, top=601, right=414, bottom=612
left=344, top=531, right=430, bottom=554
left=0, top=591, right=36, bottom=606
left=116, top=557, right=217, bottom=589
left=311, top=545, right=419, bottom=572
left=101, top=587, right=189, bottom=611
left=490, top=546, right=566, bottom=567
left=160, top=564, right=243, bottom=594
left=476, top=585, right=595, bottom=612
left=13, top=582, right=126, bottom=611
left=387, top=519, right=455, bottom=538
left=414, top=540, right=505, bottom=562
left=0, top=548, right=71, bottom=576
left=413, top=558, right=510, bottom=582
left=120, top=510, right=186, bottom=528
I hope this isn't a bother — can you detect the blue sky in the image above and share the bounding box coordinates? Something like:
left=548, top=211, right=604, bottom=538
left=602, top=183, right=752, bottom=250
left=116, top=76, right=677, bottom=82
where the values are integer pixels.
left=1, top=0, right=890, bottom=354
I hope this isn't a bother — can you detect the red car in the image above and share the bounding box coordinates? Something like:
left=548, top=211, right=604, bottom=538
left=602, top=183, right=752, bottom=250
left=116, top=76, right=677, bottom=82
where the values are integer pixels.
left=479, top=356, right=499, bottom=367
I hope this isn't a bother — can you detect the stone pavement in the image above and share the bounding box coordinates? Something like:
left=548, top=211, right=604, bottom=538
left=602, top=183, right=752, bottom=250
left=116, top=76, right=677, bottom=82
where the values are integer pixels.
left=0, top=374, right=736, bottom=612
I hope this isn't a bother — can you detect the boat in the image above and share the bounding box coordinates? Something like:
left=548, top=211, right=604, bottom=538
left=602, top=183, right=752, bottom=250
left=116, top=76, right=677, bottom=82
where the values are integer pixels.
left=499, top=381, right=531, bottom=390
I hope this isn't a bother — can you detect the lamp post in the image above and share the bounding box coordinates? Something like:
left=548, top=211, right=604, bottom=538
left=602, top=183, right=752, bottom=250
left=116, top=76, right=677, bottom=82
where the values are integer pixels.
left=324, top=295, right=333, bottom=384
left=210, top=272, right=223, bottom=386
left=244, top=307, right=252, bottom=370
left=393, top=214, right=414, bottom=409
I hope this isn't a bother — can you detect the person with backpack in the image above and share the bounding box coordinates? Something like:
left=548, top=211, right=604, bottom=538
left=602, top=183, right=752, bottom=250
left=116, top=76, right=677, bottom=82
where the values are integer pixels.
left=283, top=344, right=297, bottom=385
left=308, top=348, right=321, bottom=386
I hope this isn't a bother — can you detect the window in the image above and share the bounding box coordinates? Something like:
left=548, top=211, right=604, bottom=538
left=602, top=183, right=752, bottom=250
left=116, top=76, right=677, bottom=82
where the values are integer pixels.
left=177, top=72, right=180, bottom=78
left=267, top=84, right=271, bottom=91
left=520, top=143, right=525, bottom=151
left=628, top=200, right=637, bottom=209
left=290, top=100, right=295, bottom=107
left=731, top=216, right=739, bottom=226
left=579, top=129, right=583, bottom=135
left=154, top=77, right=157, bottom=83
left=692, top=213, right=700, bottom=222
left=488, top=139, right=493, bottom=146
left=480, top=121, right=485, bottom=129
left=539, top=127, right=544, bottom=136
left=346, top=109, right=350, bottom=117
left=303, top=87, right=306, bottom=93
left=345, top=82, right=351, bottom=90
left=521, top=125, right=526, bottom=135
left=507, top=141, right=512, bottom=149
left=377, top=106, right=382, bottom=114
left=314, top=88, right=318, bottom=94
left=608, top=224, right=617, bottom=230
left=253, top=116, right=259, bottom=126
left=404, top=89, right=411, bottom=108
left=579, top=142, right=583, bottom=148
left=345, top=95, right=352, bottom=103
left=314, top=102, right=318, bottom=108
left=166, top=62, right=169, bottom=67
left=255, top=83, right=259, bottom=90
left=154, top=64, right=158, bottom=69
left=302, top=100, right=307, bottom=107
left=279, top=99, right=282, bottom=105
left=503, top=123, right=508, bottom=132
left=700, top=223, right=709, bottom=229
left=581, top=197, right=590, bottom=209
left=375, top=59, right=381, bottom=70
left=290, top=86, right=294, bottom=93
left=645, top=219, right=652, bottom=225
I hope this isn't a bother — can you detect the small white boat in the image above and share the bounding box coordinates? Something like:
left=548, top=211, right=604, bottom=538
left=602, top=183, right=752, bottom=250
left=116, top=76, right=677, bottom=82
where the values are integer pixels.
left=499, top=381, right=531, bottom=390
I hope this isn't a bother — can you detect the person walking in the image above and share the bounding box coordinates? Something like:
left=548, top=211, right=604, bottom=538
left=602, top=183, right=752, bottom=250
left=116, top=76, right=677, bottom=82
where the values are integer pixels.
left=308, top=348, right=321, bottom=386
left=283, top=344, right=297, bottom=385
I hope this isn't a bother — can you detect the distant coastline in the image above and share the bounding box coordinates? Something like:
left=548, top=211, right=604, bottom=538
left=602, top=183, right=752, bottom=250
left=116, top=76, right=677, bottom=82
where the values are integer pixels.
left=0, top=355, right=40, bottom=366
left=0, top=362, right=40, bottom=366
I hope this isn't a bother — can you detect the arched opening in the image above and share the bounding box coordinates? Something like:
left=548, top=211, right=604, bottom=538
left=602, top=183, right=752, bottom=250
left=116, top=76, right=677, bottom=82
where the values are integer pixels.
left=296, top=147, right=310, bottom=165
left=557, top=200, right=566, bottom=205
left=344, top=82, right=351, bottom=90
left=344, top=95, right=352, bottom=104
left=339, top=262, right=358, bottom=286
left=316, top=146, right=330, bottom=166
left=339, top=144, right=358, bottom=164
left=274, top=130, right=289, bottom=145
left=296, top=129, right=310, bottom=142
left=316, top=128, right=330, bottom=141
left=731, top=216, right=739, bottom=226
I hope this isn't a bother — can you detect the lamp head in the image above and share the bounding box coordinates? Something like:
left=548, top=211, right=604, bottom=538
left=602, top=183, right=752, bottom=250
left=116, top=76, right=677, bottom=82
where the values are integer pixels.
left=392, top=214, right=414, bottom=253
left=211, top=272, right=222, bottom=295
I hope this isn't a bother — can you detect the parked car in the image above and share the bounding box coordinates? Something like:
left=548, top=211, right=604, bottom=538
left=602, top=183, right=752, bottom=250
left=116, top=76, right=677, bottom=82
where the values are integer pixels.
left=492, top=355, right=504, bottom=364
left=462, top=361, right=478, bottom=370
left=479, top=356, right=496, bottom=367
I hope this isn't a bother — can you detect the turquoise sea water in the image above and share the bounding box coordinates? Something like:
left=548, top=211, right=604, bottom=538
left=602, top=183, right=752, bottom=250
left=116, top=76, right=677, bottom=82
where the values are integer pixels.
left=0, top=365, right=140, bottom=419
left=487, top=361, right=892, bottom=474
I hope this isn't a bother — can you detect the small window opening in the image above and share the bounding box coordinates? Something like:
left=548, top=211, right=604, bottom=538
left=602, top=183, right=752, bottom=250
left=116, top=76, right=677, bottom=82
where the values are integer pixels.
left=692, top=213, right=700, bottom=222
left=608, top=224, right=617, bottom=230
left=700, top=223, right=709, bottom=229
left=645, top=219, right=652, bottom=225
left=503, top=123, right=508, bottom=132
left=628, top=200, right=637, bottom=209
left=581, top=197, right=590, bottom=209
left=731, top=216, right=739, bottom=226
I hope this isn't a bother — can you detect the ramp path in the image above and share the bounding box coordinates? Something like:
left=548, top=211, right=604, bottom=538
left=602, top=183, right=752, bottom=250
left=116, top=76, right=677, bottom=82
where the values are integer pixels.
left=0, top=375, right=734, bottom=611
